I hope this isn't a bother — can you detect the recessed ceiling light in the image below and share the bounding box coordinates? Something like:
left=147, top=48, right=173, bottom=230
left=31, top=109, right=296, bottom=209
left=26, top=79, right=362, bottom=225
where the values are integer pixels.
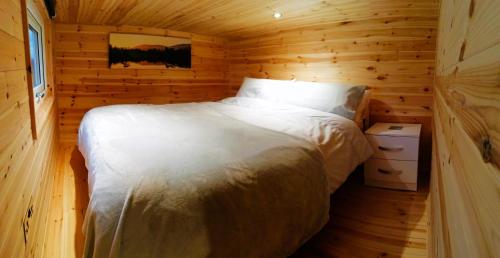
left=273, top=11, right=282, bottom=19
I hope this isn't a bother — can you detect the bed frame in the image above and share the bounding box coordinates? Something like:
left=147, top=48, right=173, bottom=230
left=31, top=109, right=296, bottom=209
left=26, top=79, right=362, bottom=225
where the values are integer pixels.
left=353, top=90, right=371, bottom=131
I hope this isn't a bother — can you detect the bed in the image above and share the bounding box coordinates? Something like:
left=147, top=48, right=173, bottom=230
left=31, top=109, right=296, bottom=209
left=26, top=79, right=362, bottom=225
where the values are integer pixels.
left=78, top=78, right=373, bottom=258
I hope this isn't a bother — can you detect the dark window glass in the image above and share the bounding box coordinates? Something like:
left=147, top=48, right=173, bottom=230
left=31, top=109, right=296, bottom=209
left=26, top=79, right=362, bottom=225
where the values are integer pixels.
left=28, top=25, right=42, bottom=88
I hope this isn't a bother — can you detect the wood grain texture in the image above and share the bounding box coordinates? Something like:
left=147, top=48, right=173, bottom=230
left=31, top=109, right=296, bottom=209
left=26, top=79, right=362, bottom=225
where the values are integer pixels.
left=54, top=24, right=229, bottom=143
left=43, top=145, right=88, bottom=258
left=0, top=0, right=59, bottom=257
left=48, top=145, right=429, bottom=258
left=226, top=1, right=438, bottom=173
left=53, top=0, right=439, bottom=41
left=430, top=0, right=500, bottom=257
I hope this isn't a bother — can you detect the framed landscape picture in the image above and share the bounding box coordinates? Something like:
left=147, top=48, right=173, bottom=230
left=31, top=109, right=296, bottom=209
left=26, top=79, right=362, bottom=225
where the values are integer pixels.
left=108, top=33, right=191, bottom=69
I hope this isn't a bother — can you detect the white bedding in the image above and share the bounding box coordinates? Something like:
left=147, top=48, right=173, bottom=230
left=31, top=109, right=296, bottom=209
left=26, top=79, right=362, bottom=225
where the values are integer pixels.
left=78, top=97, right=373, bottom=258
left=218, top=97, right=373, bottom=191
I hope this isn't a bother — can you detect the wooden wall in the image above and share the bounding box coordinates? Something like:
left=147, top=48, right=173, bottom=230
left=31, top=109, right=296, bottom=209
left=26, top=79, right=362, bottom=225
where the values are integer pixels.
left=53, top=24, right=228, bottom=143
left=430, top=0, right=500, bottom=257
left=0, top=0, right=59, bottom=257
left=227, top=0, right=439, bottom=171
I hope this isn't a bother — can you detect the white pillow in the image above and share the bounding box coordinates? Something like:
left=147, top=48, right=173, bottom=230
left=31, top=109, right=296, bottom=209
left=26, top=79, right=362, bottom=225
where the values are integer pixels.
left=236, top=77, right=366, bottom=119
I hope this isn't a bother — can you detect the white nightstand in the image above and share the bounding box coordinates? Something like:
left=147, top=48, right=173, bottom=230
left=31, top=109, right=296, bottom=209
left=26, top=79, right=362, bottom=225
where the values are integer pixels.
left=364, top=123, right=421, bottom=191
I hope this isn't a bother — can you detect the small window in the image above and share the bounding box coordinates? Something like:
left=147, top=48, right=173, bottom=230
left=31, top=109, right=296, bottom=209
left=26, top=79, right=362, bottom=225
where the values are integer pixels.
left=27, top=11, right=45, bottom=99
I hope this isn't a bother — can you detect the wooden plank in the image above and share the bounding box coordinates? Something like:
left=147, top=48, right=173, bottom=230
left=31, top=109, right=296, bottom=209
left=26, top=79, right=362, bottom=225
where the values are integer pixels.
left=0, top=30, right=26, bottom=72
left=53, top=0, right=438, bottom=40
left=0, top=0, right=59, bottom=257
left=0, top=0, right=24, bottom=40
left=431, top=0, right=500, bottom=256
left=435, top=44, right=500, bottom=168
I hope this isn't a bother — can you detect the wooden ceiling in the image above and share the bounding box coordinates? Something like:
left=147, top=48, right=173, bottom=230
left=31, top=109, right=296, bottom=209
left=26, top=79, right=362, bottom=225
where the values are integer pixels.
left=54, top=0, right=438, bottom=39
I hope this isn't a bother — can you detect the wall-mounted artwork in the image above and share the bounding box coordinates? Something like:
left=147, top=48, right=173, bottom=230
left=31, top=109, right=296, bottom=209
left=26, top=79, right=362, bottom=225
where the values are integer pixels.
left=109, top=33, right=191, bottom=69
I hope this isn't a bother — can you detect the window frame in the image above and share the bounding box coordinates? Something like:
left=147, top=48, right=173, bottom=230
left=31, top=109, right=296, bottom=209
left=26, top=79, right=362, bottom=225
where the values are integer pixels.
left=27, top=9, right=46, bottom=101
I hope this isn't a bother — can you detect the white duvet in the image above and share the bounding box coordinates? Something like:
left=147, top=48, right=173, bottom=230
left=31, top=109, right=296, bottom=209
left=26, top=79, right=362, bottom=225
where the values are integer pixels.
left=78, top=97, right=372, bottom=258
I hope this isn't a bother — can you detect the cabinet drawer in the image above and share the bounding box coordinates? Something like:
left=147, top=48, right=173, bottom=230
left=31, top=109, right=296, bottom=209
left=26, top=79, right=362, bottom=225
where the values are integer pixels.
left=366, top=135, right=419, bottom=161
left=364, top=158, right=418, bottom=191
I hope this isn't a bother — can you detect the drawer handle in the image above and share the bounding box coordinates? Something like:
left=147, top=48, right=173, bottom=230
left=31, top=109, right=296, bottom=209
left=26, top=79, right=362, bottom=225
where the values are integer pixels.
left=378, top=146, right=404, bottom=152
left=377, top=168, right=402, bottom=176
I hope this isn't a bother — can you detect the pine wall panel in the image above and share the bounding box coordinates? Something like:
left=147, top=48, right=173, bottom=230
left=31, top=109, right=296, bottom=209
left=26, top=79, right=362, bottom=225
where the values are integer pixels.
left=227, top=1, right=439, bottom=172
left=53, top=24, right=229, bottom=143
left=0, top=0, right=59, bottom=257
left=431, top=0, right=500, bottom=257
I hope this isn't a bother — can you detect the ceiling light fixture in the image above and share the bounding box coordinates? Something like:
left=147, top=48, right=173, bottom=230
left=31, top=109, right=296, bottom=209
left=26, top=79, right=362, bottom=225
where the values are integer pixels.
left=273, top=11, right=282, bottom=19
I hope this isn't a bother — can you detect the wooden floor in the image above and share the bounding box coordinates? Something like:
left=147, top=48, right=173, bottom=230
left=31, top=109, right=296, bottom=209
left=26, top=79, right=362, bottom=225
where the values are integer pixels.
left=45, top=145, right=429, bottom=258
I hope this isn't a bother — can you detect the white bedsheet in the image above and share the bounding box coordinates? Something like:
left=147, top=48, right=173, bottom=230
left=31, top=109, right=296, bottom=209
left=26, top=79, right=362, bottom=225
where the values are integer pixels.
left=217, top=97, right=373, bottom=191
left=78, top=97, right=373, bottom=258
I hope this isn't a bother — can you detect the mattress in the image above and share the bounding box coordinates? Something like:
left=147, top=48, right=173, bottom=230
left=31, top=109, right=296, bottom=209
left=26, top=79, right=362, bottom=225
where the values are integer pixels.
left=78, top=97, right=373, bottom=258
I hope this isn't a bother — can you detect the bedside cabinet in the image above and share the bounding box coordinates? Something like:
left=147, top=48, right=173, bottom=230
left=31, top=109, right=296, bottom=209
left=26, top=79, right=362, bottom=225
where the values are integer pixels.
left=364, top=123, right=422, bottom=191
